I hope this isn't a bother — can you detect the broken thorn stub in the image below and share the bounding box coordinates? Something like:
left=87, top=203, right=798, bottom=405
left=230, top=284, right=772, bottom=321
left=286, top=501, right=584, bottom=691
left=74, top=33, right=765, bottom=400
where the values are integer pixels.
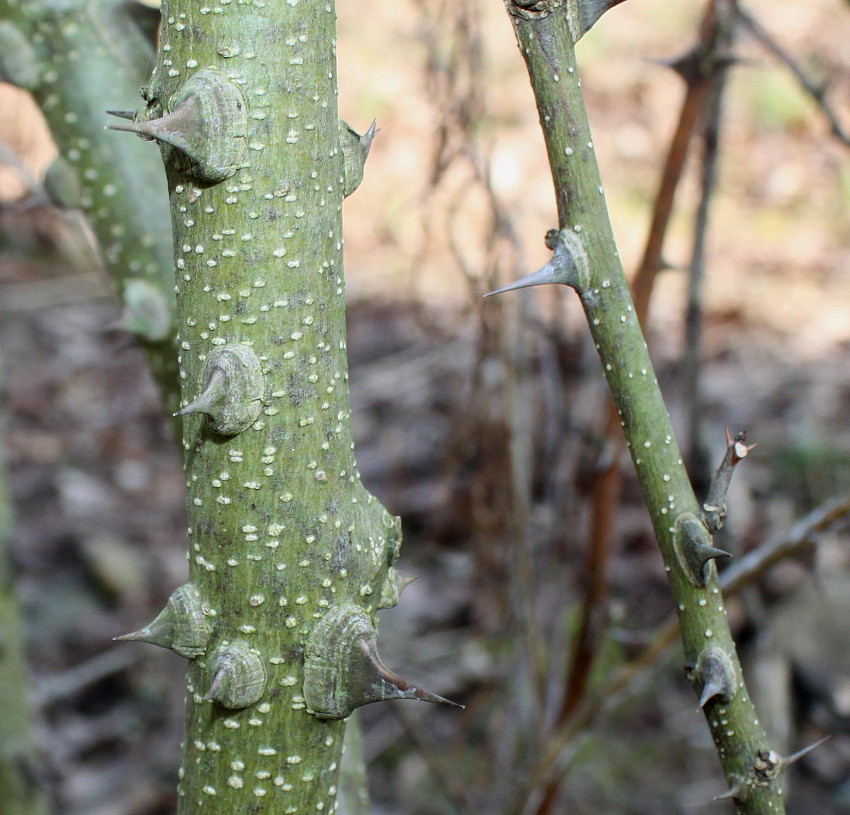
left=702, top=427, right=755, bottom=532
left=203, top=642, right=266, bottom=709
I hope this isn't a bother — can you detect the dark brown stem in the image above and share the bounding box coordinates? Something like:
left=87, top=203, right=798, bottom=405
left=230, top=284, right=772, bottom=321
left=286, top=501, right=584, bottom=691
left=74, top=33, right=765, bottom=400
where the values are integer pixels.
left=683, top=18, right=734, bottom=486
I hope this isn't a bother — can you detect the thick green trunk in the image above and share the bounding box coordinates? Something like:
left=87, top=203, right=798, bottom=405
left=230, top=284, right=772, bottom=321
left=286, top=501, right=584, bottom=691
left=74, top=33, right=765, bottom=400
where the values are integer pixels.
left=0, top=0, right=178, bottom=408
left=111, top=2, right=420, bottom=812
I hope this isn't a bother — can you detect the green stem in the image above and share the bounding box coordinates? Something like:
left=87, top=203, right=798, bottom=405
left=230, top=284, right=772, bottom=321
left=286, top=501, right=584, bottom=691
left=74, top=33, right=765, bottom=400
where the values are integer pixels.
left=502, top=2, right=784, bottom=810
left=0, top=0, right=178, bottom=410
left=110, top=1, right=420, bottom=811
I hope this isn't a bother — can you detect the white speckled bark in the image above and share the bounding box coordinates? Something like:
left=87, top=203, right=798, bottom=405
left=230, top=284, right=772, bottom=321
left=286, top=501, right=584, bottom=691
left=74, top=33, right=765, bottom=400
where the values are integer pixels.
left=142, top=2, right=401, bottom=812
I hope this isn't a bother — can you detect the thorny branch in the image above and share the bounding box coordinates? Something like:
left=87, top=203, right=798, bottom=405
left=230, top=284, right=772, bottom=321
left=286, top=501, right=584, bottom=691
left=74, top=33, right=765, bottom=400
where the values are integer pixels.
left=512, top=493, right=850, bottom=815
left=542, top=4, right=735, bottom=803
left=497, top=0, right=795, bottom=811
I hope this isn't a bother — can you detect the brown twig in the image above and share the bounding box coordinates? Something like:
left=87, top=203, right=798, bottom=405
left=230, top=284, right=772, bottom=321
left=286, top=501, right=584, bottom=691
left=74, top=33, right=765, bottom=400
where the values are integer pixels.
left=735, top=5, right=850, bottom=148
left=512, top=493, right=850, bottom=815
left=682, top=58, right=732, bottom=483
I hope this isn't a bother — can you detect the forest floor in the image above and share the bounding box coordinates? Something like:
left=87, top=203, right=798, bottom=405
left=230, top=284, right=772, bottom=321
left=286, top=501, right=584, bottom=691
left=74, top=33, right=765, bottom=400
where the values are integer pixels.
left=1, top=0, right=849, bottom=813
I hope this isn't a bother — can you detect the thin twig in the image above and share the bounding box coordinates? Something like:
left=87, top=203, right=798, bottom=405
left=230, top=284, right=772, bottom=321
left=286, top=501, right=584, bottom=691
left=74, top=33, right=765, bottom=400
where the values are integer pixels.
left=683, top=58, right=732, bottom=482
left=719, top=494, right=850, bottom=595
left=33, top=648, right=138, bottom=707
left=736, top=5, right=850, bottom=148
left=512, top=493, right=850, bottom=815
left=0, top=275, right=112, bottom=313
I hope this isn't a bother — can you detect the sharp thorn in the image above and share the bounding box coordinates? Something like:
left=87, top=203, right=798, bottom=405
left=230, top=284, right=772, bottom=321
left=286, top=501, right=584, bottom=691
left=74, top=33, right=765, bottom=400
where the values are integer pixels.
left=114, top=628, right=150, bottom=644
left=106, top=122, right=147, bottom=135
left=712, top=781, right=746, bottom=802
left=698, top=680, right=722, bottom=710
left=781, top=735, right=830, bottom=769
left=173, top=367, right=227, bottom=418
left=367, top=641, right=464, bottom=710
left=484, top=263, right=557, bottom=297
left=397, top=573, right=418, bottom=594
left=106, top=100, right=199, bottom=155
left=363, top=119, right=378, bottom=149
left=703, top=545, right=732, bottom=562
left=202, top=667, right=226, bottom=702
left=105, top=109, right=137, bottom=121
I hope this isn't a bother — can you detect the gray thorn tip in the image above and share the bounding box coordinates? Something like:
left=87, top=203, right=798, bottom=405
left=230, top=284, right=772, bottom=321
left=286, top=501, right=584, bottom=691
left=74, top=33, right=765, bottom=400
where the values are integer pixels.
left=105, top=109, right=136, bottom=121
left=698, top=678, right=724, bottom=710
left=782, top=736, right=830, bottom=769
left=114, top=628, right=149, bottom=644
left=363, top=120, right=378, bottom=149
left=397, top=573, right=418, bottom=593
left=368, top=642, right=464, bottom=710
left=484, top=263, right=557, bottom=297
left=173, top=367, right=227, bottom=418
left=699, top=544, right=732, bottom=563
left=202, top=668, right=226, bottom=703
left=713, top=782, right=746, bottom=803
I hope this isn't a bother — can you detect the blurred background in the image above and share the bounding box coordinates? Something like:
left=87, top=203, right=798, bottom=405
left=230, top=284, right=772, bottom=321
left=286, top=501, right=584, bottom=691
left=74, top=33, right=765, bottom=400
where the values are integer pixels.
left=1, top=0, right=849, bottom=812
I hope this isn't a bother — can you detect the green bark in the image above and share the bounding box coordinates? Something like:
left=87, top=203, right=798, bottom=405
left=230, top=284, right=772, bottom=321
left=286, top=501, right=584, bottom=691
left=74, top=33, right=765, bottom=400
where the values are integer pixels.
left=0, top=0, right=178, bottom=409
left=498, top=1, right=785, bottom=810
left=0, top=358, right=49, bottom=815
left=111, top=2, right=416, bottom=812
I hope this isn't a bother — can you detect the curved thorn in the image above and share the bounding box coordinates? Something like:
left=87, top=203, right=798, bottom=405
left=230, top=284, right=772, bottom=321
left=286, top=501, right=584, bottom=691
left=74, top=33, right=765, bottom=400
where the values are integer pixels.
left=698, top=679, right=723, bottom=710
left=397, top=573, right=418, bottom=595
left=364, top=640, right=463, bottom=710
left=202, top=666, right=226, bottom=702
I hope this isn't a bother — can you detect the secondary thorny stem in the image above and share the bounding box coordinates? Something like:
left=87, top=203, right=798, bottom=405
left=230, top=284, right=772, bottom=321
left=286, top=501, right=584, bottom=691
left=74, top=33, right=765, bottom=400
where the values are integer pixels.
left=502, top=1, right=785, bottom=811
left=0, top=0, right=177, bottom=409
